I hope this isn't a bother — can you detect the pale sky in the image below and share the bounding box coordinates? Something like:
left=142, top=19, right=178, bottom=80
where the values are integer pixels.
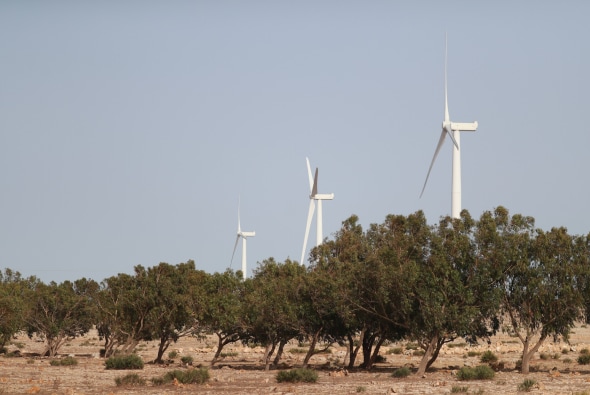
left=1, top=1, right=589, bottom=282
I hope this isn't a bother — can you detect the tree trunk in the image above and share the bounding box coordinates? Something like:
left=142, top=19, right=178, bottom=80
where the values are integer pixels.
left=360, top=331, right=376, bottom=369
left=347, top=332, right=361, bottom=369
left=211, top=333, right=225, bottom=366
left=303, top=330, right=321, bottom=368
left=272, top=339, right=286, bottom=366
left=368, top=336, right=385, bottom=368
left=520, top=335, right=546, bottom=374
left=416, top=336, right=438, bottom=376
left=263, top=341, right=276, bottom=371
left=154, top=336, right=171, bottom=364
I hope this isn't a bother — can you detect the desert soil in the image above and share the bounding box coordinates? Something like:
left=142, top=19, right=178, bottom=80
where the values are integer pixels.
left=2, top=325, right=590, bottom=394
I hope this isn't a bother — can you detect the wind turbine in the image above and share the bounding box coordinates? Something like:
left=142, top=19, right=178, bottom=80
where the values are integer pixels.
left=420, top=35, right=478, bottom=219
left=231, top=198, right=255, bottom=279
left=301, top=157, right=334, bottom=265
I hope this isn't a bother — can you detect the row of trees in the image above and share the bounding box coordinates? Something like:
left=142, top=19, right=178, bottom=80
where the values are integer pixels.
left=1, top=207, right=589, bottom=375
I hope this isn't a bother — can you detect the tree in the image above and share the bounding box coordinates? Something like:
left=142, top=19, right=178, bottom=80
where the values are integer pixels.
left=0, top=269, right=38, bottom=350
left=309, top=215, right=368, bottom=369
left=26, top=278, right=98, bottom=357
left=146, top=261, right=205, bottom=363
left=242, top=258, right=307, bottom=370
left=478, top=207, right=585, bottom=374
left=199, top=269, right=245, bottom=366
left=96, top=266, right=155, bottom=357
left=410, top=211, right=500, bottom=375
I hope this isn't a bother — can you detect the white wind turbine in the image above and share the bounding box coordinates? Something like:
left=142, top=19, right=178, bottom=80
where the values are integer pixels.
left=301, top=157, right=334, bottom=265
left=420, top=36, right=478, bottom=219
left=231, top=198, right=255, bottom=279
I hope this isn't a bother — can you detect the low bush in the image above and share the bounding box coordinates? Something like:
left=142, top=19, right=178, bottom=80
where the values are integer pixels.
left=480, top=350, right=498, bottom=363
left=115, top=373, right=146, bottom=387
left=578, top=353, right=590, bottom=365
left=168, top=350, right=178, bottom=359
left=162, top=368, right=210, bottom=384
left=517, top=378, right=537, bottom=392
left=50, top=357, right=78, bottom=366
left=391, top=366, right=411, bottom=378
left=451, top=386, right=469, bottom=393
left=388, top=347, right=403, bottom=355
left=180, top=355, right=194, bottom=365
left=276, top=368, right=318, bottom=383
left=456, top=365, right=495, bottom=380
left=105, top=354, right=144, bottom=370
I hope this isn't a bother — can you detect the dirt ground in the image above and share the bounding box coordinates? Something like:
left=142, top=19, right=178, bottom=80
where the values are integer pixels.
left=2, top=325, right=590, bottom=395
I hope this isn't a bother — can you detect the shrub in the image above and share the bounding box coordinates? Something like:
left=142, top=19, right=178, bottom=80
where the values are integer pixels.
left=115, top=373, right=146, bottom=387
left=539, top=352, right=549, bottom=360
left=480, top=351, right=498, bottom=363
left=276, top=368, right=318, bottom=383
left=374, top=354, right=386, bottom=363
left=105, top=354, right=144, bottom=370
left=467, top=351, right=481, bottom=357
left=456, top=365, right=495, bottom=380
left=517, top=378, right=537, bottom=392
left=50, top=357, right=78, bottom=366
left=168, top=350, right=178, bottom=359
left=220, top=351, right=238, bottom=357
left=165, top=368, right=210, bottom=384
left=412, top=349, right=425, bottom=356
left=391, top=366, right=411, bottom=378
left=581, top=348, right=589, bottom=355
left=388, top=347, right=403, bottom=355
left=180, top=355, right=193, bottom=365
left=451, top=386, right=469, bottom=393
left=356, top=386, right=366, bottom=392
left=578, top=353, right=590, bottom=365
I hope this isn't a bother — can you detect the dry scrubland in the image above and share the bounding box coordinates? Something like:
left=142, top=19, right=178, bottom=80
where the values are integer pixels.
left=3, top=326, right=590, bottom=394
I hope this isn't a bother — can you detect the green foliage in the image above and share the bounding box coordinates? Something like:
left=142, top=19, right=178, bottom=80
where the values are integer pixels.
left=115, top=373, right=146, bottom=386
left=456, top=365, right=495, bottom=380
left=391, top=366, right=411, bottom=378
left=451, top=386, right=470, bottom=393
left=480, top=351, right=498, bottom=363
left=168, top=350, right=178, bottom=359
left=220, top=351, right=238, bottom=357
left=49, top=356, right=78, bottom=366
left=180, top=355, right=193, bottom=365
left=388, top=347, right=403, bottom=355
left=276, top=368, right=318, bottom=383
left=577, top=353, right=590, bottom=365
left=158, top=368, right=210, bottom=385
left=580, top=348, right=589, bottom=354
left=105, top=354, right=144, bottom=370
left=467, top=351, right=481, bottom=357
left=517, top=378, right=537, bottom=392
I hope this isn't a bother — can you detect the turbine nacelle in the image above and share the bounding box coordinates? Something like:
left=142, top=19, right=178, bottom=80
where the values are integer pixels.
left=311, top=193, right=334, bottom=200
left=450, top=121, right=478, bottom=132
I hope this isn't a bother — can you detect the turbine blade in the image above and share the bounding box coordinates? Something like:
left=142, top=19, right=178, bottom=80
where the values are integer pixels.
left=306, top=157, right=314, bottom=192
left=312, top=168, right=318, bottom=197
left=301, top=199, right=316, bottom=264
left=446, top=126, right=459, bottom=149
left=420, top=129, right=447, bottom=198
left=231, top=234, right=240, bottom=263
left=444, top=33, right=450, bottom=123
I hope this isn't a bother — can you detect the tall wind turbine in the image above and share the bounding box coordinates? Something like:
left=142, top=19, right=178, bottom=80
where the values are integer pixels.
left=301, top=157, right=334, bottom=264
left=420, top=36, right=478, bottom=219
left=231, top=198, right=255, bottom=279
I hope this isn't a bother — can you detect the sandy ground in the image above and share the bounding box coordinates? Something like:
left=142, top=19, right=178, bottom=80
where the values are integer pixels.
left=2, top=325, right=590, bottom=394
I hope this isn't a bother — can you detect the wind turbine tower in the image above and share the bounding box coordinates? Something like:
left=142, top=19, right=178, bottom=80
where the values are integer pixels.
left=420, top=36, right=478, bottom=219
left=301, top=157, right=334, bottom=264
left=231, top=199, right=255, bottom=279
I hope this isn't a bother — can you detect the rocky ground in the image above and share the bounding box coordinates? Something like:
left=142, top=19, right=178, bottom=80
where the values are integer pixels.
left=2, top=325, right=590, bottom=394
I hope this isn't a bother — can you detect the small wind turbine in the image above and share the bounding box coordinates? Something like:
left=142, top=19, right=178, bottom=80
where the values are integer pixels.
left=301, top=157, right=334, bottom=264
left=231, top=198, right=255, bottom=279
left=420, top=35, right=478, bottom=219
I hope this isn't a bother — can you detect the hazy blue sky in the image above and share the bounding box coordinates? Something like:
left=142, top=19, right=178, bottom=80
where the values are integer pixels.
left=1, top=1, right=589, bottom=282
